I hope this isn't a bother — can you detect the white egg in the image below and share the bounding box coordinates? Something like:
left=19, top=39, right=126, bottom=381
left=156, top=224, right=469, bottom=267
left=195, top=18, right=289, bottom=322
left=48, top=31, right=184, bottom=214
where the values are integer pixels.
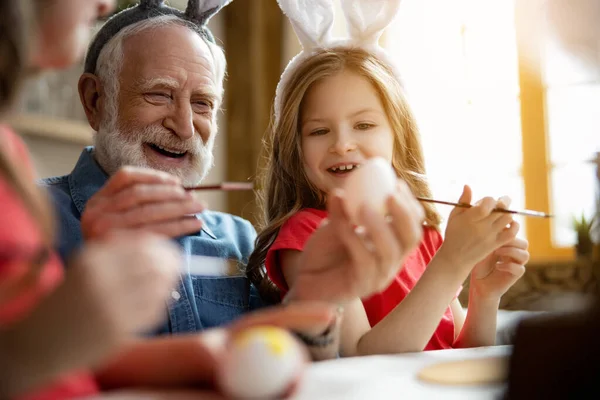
left=218, top=326, right=306, bottom=399
left=343, top=157, right=397, bottom=224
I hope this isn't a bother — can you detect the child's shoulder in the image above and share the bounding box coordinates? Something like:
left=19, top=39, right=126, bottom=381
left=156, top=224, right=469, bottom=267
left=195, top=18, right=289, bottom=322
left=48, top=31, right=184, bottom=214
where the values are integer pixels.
left=282, top=208, right=328, bottom=230
left=422, top=225, right=443, bottom=242
left=418, top=225, right=443, bottom=260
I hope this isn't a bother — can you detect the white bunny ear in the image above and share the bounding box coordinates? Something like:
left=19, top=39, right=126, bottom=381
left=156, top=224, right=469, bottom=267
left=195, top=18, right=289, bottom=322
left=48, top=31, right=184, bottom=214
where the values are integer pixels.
left=277, top=0, right=335, bottom=49
left=341, top=0, right=402, bottom=46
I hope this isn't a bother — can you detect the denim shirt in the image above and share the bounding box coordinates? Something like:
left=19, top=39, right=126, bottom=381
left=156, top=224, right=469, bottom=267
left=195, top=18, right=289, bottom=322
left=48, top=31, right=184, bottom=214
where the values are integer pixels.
left=40, top=147, right=265, bottom=334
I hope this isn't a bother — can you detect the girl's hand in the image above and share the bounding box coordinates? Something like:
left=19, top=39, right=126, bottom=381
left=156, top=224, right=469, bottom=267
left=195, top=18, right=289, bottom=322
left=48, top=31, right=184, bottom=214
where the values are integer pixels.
left=289, top=180, right=425, bottom=304
left=437, top=185, right=519, bottom=272
left=470, top=237, right=529, bottom=301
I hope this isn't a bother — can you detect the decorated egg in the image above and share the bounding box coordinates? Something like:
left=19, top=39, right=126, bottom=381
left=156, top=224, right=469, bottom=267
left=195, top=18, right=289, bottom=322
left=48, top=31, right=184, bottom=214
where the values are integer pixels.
left=218, top=326, right=307, bottom=399
left=343, top=157, right=397, bottom=224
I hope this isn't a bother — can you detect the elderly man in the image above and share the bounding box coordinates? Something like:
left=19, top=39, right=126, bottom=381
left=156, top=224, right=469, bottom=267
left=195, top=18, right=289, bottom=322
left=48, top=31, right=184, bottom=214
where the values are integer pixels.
left=41, top=0, right=424, bottom=350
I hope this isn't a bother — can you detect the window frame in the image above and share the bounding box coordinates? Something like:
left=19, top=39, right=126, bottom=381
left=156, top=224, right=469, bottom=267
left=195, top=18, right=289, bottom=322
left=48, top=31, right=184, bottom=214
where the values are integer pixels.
left=516, top=0, right=574, bottom=262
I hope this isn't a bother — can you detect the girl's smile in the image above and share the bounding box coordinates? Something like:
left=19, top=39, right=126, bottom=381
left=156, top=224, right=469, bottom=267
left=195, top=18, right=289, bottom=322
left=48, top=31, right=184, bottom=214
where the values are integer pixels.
left=300, top=70, right=395, bottom=193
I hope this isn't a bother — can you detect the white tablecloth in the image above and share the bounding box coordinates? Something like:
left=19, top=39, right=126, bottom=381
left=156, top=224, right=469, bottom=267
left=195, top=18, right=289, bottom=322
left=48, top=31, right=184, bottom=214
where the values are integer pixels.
left=292, top=345, right=512, bottom=400
left=89, top=346, right=513, bottom=399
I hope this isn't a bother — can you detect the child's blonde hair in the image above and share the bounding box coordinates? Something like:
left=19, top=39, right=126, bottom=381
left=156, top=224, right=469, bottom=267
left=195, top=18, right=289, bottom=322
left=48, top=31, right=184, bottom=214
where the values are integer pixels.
left=247, top=47, right=441, bottom=302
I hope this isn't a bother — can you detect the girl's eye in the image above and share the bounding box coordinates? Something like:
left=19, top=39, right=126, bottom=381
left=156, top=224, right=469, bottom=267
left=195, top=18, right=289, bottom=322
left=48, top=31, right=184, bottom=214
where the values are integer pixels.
left=309, top=129, right=329, bottom=136
left=355, top=123, right=375, bottom=130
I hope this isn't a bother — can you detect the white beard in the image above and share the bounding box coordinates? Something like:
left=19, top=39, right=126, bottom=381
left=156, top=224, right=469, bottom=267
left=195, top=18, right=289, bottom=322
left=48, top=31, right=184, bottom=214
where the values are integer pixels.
left=94, top=112, right=215, bottom=187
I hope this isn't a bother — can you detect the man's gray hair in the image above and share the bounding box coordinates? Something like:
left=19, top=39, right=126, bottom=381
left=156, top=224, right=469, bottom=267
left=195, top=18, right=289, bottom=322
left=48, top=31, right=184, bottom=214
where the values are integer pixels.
left=94, top=14, right=227, bottom=116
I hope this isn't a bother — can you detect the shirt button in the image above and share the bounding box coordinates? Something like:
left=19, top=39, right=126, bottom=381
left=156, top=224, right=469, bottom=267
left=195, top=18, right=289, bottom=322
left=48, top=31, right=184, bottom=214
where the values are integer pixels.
left=171, top=290, right=181, bottom=301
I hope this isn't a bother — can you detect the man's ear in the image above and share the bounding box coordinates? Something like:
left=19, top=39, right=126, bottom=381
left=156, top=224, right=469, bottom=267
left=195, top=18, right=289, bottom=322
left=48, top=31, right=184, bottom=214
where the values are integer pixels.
left=78, top=73, right=104, bottom=131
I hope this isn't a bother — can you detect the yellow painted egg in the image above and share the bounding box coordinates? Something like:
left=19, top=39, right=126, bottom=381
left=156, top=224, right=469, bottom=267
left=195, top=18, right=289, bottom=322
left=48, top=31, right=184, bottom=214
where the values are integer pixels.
left=218, top=326, right=307, bottom=399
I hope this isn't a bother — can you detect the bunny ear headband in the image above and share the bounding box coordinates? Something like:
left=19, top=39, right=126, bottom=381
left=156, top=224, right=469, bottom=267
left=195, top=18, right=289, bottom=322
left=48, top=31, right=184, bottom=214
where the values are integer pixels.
left=85, top=0, right=233, bottom=74
left=274, top=0, right=403, bottom=124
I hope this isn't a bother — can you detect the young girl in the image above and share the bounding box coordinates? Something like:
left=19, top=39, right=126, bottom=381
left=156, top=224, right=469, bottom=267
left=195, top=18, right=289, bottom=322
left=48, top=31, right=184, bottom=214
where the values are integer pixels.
left=248, top=0, right=530, bottom=356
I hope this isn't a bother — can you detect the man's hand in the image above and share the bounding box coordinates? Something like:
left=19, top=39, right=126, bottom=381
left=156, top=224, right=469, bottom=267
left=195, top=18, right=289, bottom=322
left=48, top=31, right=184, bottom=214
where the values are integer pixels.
left=82, top=166, right=205, bottom=240
left=288, top=181, right=425, bottom=304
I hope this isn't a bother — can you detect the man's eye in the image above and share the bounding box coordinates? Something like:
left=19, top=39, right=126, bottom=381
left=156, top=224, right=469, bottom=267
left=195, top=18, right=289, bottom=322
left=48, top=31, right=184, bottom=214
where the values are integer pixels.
left=193, top=101, right=213, bottom=113
left=195, top=100, right=211, bottom=108
left=147, top=92, right=170, bottom=99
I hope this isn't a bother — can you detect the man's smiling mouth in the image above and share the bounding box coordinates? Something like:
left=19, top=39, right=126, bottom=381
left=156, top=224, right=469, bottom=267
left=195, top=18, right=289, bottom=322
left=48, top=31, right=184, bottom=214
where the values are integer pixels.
left=148, top=143, right=187, bottom=158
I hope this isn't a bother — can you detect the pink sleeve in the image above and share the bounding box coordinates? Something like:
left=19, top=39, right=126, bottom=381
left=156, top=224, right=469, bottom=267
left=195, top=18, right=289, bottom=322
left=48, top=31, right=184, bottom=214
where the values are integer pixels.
left=264, top=210, right=326, bottom=292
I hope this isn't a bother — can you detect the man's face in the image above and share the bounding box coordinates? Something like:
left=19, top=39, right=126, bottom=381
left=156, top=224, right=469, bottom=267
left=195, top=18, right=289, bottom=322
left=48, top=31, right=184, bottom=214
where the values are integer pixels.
left=95, top=24, right=220, bottom=186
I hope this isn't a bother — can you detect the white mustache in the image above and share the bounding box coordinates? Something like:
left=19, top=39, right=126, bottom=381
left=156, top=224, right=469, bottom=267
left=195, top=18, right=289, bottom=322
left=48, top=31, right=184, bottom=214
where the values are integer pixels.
left=131, top=125, right=206, bottom=154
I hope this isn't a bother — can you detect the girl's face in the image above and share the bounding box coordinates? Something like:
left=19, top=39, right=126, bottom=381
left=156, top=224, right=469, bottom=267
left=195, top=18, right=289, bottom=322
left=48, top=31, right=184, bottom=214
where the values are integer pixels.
left=32, top=0, right=115, bottom=69
left=300, top=69, right=395, bottom=194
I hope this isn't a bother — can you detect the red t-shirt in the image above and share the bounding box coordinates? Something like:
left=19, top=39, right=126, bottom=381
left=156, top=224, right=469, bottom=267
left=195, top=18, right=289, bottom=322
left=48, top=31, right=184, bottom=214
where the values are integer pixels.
left=0, top=126, right=98, bottom=399
left=265, top=208, right=460, bottom=351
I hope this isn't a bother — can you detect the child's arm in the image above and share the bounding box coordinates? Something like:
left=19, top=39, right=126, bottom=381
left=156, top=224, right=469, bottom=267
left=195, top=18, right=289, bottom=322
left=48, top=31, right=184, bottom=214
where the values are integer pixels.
left=282, top=248, right=463, bottom=355
left=339, top=250, right=473, bottom=355
left=0, top=279, right=122, bottom=397
left=452, top=295, right=500, bottom=348
left=0, top=234, right=180, bottom=398
left=294, top=186, right=520, bottom=356
left=95, top=334, right=222, bottom=390
left=95, top=302, right=335, bottom=389
left=452, top=237, right=529, bottom=348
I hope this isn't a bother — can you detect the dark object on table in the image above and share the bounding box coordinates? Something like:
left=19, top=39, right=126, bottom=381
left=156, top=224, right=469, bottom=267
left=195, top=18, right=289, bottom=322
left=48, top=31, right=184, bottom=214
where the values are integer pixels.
left=505, top=296, right=600, bottom=399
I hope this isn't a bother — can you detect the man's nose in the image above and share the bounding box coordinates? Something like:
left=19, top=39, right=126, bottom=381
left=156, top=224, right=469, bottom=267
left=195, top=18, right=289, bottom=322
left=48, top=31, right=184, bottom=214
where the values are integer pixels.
left=163, top=101, right=195, bottom=140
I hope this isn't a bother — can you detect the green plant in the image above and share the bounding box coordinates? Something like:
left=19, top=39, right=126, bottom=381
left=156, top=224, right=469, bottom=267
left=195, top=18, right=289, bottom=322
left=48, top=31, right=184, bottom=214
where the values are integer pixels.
left=573, top=212, right=594, bottom=257
left=573, top=213, right=593, bottom=235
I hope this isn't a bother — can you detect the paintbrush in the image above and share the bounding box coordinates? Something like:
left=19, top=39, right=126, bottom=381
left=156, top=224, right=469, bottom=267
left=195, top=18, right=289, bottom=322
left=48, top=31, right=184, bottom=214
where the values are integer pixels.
left=184, top=182, right=254, bottom=191
left=416, top=197, right=552, bottom=218
left=185, top=180, right=551, bottom=218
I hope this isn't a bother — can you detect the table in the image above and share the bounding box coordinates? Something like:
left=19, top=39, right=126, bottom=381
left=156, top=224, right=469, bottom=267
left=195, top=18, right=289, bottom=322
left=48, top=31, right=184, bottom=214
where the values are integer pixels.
left=89, top=345, right=512, bottom=399
left=292, top=345, right=512, bottom=399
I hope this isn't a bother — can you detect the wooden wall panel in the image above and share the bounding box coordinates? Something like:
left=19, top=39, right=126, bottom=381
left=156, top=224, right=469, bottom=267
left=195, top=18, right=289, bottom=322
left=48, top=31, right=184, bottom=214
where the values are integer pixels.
left=223, top=0, right=284, bottom=224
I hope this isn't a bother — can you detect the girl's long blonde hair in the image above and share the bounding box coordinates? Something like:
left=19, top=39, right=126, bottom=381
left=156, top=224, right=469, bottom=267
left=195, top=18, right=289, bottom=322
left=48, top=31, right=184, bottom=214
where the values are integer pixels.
left=247, top=47, right=441, bottom=303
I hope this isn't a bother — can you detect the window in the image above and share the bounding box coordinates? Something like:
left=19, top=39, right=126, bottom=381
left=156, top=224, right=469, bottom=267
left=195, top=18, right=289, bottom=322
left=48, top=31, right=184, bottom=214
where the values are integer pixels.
left=384, top=0, right=599, bottom=261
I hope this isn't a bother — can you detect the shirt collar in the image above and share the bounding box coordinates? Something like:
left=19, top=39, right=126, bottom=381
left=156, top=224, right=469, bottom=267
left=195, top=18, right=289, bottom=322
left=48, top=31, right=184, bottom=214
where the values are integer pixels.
left=68, top=147, right=108, bottom=216
left=68, top=146, right=216, bottom=239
